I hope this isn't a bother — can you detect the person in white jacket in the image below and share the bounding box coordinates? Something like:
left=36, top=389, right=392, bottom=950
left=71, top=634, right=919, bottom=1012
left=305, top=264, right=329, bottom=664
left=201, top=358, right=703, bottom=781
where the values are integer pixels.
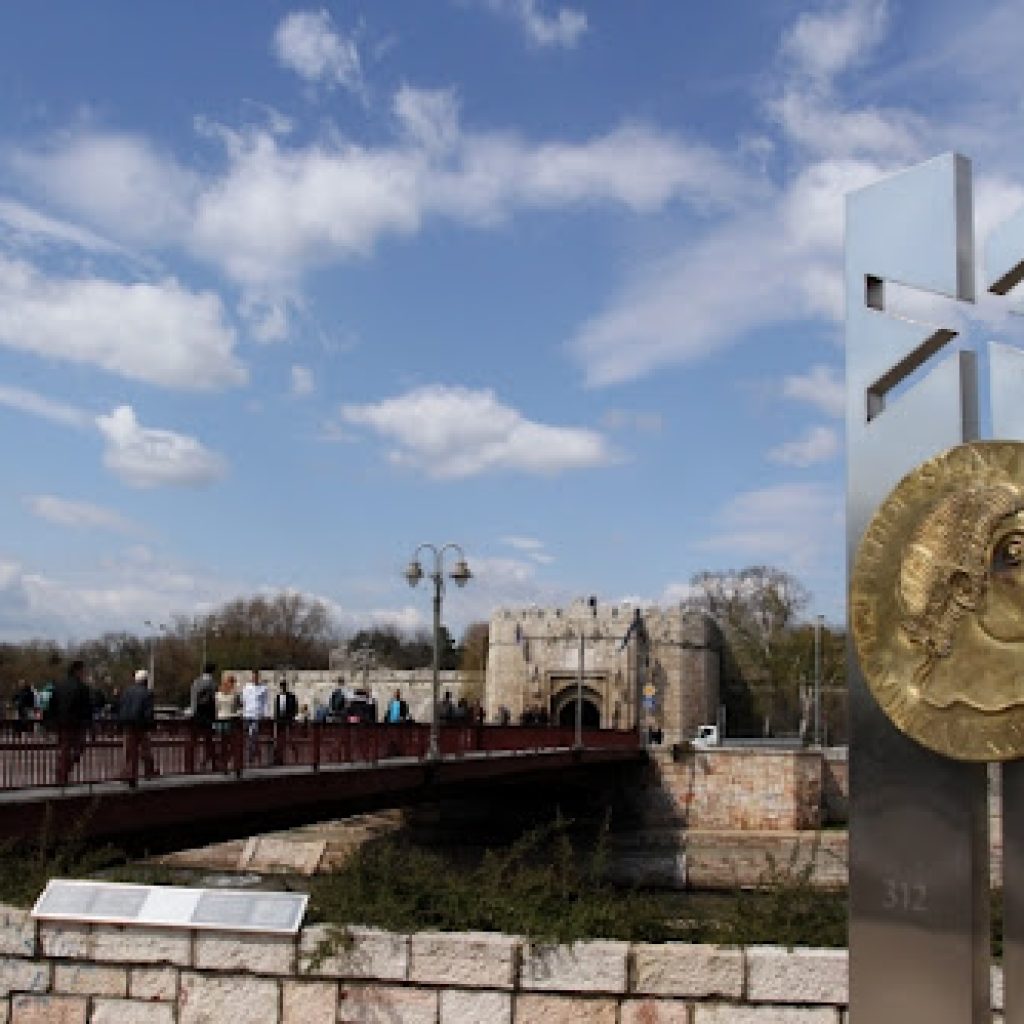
left=241, top=671, right=268, bottom=763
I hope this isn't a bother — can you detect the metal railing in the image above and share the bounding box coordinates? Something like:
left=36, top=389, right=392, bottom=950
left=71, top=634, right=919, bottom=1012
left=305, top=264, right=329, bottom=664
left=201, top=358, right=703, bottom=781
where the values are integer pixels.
left=0, top=721, right=640, bottom=791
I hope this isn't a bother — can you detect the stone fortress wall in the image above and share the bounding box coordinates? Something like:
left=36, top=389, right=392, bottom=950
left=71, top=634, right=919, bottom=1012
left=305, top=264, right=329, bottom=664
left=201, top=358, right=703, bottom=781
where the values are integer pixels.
left=222, top=599, right=719, bottom=742
left=220, top=668, right=484, bottom=724
left=487, top=600, right=720, bottom=745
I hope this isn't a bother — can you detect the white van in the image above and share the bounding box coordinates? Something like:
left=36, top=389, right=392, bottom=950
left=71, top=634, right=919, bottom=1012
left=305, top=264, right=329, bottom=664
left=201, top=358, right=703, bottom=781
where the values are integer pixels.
left=693, top=724, right=720, bottom=748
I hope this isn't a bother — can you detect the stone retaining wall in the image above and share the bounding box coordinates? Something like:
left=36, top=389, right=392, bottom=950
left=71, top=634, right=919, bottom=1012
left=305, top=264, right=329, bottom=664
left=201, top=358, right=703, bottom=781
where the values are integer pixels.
left=0, top=902, right=881, bottom=1023
left=651, top=749, right=823, bottom=831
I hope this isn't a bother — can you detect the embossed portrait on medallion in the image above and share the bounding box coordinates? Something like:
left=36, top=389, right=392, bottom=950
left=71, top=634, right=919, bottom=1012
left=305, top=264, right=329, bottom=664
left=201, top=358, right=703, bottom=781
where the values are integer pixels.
left=852, top=442, right=1024, bottom=761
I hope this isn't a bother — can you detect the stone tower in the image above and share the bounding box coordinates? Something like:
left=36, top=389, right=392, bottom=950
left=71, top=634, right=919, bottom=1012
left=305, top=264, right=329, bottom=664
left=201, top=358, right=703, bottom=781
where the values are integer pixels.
left=486, top=600, right=720, bottom=744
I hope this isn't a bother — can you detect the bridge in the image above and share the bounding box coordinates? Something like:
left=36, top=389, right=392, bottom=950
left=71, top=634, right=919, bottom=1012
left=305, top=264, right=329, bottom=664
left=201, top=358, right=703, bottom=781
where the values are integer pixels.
left=0, top=722, right=644, bottom=845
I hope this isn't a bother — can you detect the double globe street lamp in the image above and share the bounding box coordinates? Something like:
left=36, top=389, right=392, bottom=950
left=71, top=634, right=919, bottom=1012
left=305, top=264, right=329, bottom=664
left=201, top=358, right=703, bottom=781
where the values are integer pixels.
left=404, top=543, right=472, bottom=760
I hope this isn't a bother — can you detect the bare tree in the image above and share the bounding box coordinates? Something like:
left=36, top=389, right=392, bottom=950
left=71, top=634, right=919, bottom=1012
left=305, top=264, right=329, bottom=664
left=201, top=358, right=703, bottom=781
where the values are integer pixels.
left=681, top=565, right=815, bottom=735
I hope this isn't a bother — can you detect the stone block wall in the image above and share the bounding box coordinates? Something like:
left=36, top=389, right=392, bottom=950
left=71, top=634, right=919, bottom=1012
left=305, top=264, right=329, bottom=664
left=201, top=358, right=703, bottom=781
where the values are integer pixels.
left=0, top=902, right=1012, bottom=1021
left=0, top=902, right=916, bottom=1022
left=822, top=749, right=848, bottom=825
left=219, top=669, right=485, bottom=724
left=652, top=749, right=823, bottom=831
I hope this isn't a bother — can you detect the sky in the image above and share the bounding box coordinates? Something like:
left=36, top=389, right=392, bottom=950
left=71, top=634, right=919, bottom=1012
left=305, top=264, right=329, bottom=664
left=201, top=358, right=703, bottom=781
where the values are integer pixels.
left=2, top=0, right=1024, bottom=643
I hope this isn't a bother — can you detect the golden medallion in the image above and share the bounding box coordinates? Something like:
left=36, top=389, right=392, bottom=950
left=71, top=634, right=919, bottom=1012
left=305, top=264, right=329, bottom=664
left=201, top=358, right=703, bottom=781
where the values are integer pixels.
left=851, top=441, right=1024, bottom=762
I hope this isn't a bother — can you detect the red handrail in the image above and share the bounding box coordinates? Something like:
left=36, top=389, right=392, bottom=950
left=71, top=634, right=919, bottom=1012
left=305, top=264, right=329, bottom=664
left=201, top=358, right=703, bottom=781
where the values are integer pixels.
left=0, top=719, right=640, bottom=791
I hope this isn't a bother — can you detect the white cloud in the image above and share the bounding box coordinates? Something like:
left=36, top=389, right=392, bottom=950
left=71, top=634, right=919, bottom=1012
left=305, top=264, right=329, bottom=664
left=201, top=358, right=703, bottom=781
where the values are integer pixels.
left=502, top=535, right=544, bottom=552
left=567, top=0, right=937, bottom=389
left=190, top=128, right=424, bottom=290
left=394, top=86, right=461, bottom=153
left=0, top=384, right=89, bottom=429
left=188, top=118, right=755, bottom=303
left=767, top=425, right=841, bottom=467
left=0, top=256, right=245, bottom=390
left=570, top=154, right=891, bottom=386
left=431, top=124, right=757, bottom=224
left=26, top=495, right=138, bottom=534
left=476, top=0, right=588, bottom=49
left=782, top=364, right=846, bottom=419
left=341, top=385, right=613, bottom=478
left=501, top=535, right=554, bottom=564
left=96, top=405, right=227, bottom=489
left=698, top=482, right=843, bottom=575
left=273, top=9, right=365, bottom=97
left=771, top=88, right=921, bottom=160
left=781, top=0, right=888, bottom=84
left=0, top=198, right=126, bottom=255
left=0, top=549, right=240, bottom=642
left=11, top=111, right=756, bottom=319
left=290, top=364, right=315, bottom=397
left=9, top=130, right=199, bottom=246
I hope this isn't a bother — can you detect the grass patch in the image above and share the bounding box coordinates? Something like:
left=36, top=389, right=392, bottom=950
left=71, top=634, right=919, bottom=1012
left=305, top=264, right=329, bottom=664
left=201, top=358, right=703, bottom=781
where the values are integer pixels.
left=307, top=813, right=850, bottom=947
left=0, top=801, right=121, bottom=906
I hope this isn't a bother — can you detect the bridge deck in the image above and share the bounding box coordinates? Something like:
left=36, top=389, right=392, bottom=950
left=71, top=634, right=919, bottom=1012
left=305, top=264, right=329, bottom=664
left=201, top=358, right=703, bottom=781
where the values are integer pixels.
left=0, top=723, right=644, bottom=844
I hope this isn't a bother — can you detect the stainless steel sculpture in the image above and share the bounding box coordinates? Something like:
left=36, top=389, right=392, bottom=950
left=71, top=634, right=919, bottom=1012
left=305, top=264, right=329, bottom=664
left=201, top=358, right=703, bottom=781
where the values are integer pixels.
left=845, top=154, right=988, bottom=1023
left=986, top=218, right=1024, bottom=1024
left=847, top=151, right=1024, bottom=1021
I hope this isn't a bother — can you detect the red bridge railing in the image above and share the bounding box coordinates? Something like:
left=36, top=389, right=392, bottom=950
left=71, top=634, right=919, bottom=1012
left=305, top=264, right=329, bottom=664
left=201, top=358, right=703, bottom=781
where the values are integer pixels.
left=0, top=721, right=640, bottom=791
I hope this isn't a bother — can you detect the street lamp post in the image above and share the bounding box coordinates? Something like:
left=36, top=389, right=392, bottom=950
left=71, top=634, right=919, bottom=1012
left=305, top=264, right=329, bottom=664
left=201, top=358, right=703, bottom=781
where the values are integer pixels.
left=143, top=619, right=169, bottom=692
left=351, top=641, right=376, bottom=693
left=813, top=614, right=824, bottom=747
left=404, top=544, right=472, bottom=760
left=574, top=596, right=597, bottom=750
left=200, top=621, right=221, bottom=672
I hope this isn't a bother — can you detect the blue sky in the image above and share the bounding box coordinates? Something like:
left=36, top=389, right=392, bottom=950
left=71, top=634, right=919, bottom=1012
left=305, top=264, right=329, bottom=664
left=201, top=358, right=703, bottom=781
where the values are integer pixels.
left=1, top=0, right=1022, bottom=642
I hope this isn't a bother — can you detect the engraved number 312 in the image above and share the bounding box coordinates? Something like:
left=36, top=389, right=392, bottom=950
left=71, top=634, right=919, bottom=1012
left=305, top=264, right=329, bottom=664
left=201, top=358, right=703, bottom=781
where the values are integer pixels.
left=883, top=879, right=927, bottom=913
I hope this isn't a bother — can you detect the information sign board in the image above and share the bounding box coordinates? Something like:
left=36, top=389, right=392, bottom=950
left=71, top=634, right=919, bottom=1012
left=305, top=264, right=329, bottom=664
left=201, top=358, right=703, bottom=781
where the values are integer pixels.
left=32, top=880, right=307, bottom=935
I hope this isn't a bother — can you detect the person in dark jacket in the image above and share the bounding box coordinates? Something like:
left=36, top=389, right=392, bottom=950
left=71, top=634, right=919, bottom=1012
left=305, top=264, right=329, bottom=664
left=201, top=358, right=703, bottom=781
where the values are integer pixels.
left=12, top=681, right=34, bottom=731
left=119, top=669, right=157, bottom=779
left=45, top=659, right=94, bottom=783
left=273, top=679, right=299, bottom=765
left=190, top=662, right=218, bottom=767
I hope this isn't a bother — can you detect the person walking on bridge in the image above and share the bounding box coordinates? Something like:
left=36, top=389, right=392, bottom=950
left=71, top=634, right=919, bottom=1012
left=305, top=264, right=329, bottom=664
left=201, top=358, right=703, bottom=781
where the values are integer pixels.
left=44, top=659, right=93, bottom=784
left=242, top=671, right=268, bottom=765
left=119, top=669, right=157, bottom=781
left=190, top=662, right=218, bottom=768
left=273, top=677, right=298, bottom=765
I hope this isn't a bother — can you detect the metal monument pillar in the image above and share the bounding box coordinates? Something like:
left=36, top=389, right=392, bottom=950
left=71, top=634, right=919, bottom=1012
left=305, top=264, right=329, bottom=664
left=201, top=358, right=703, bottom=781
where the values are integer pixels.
left=846, top=154, right=989, bottom=1022
left=985, top=209, right=1024, bottom=1024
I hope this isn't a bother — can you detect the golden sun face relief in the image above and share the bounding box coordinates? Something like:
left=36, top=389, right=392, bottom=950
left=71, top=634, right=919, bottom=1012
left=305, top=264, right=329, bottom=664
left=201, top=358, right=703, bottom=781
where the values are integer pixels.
left=852, top=441, right=1024, bottom=761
